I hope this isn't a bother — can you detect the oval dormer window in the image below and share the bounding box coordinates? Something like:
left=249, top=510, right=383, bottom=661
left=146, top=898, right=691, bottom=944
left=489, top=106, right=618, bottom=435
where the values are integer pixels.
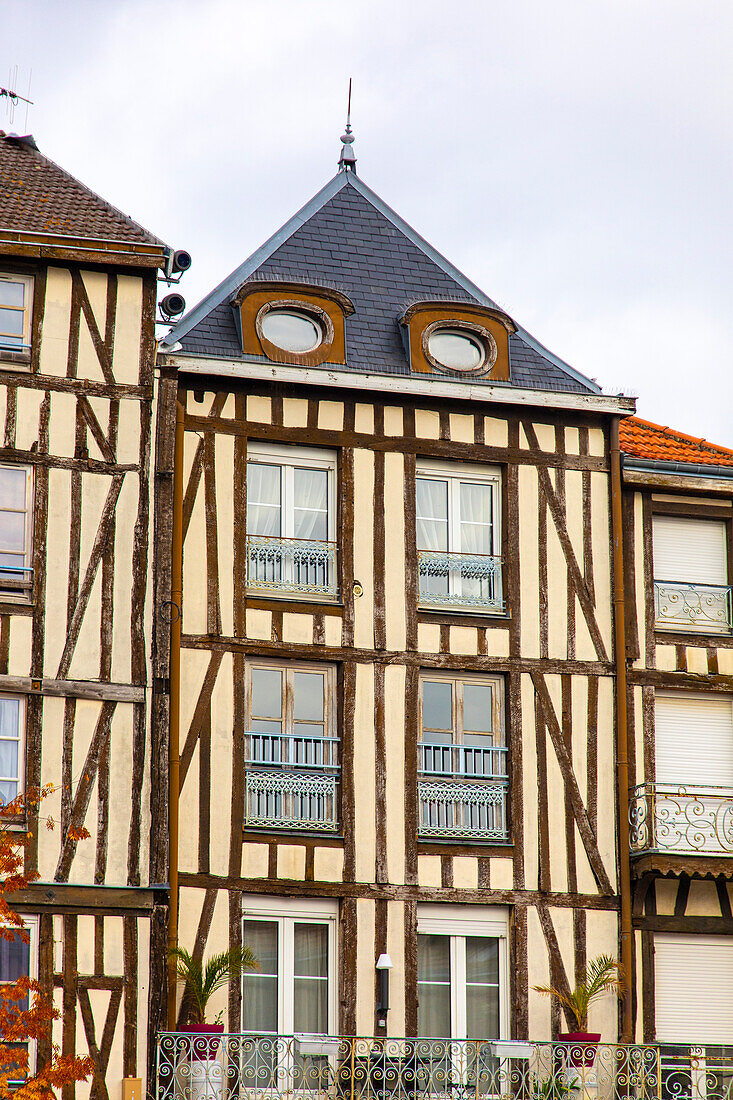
left=260, top=309, right=322, bottom=354
left=427, top=329, right=484, bottom=372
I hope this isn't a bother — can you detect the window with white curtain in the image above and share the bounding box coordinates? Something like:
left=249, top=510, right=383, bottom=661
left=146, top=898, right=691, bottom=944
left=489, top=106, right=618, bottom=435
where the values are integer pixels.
left=0, top=465, right=33, bottom=600
left=246, top=444, right=337, bottom=598
left=0, top=917, right=38, bottom=1083
left=417, top=906, right=508, bottom=1040
left=0, top=696, right=24, bottom=807
left=416, top=462, right=502, bottom=611
left=242, top=897, right=337, bottom=1035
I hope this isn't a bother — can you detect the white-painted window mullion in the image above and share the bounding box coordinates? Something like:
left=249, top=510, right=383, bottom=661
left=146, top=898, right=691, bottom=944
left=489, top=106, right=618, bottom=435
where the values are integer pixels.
left=281, top=916, right=293, bottom=1036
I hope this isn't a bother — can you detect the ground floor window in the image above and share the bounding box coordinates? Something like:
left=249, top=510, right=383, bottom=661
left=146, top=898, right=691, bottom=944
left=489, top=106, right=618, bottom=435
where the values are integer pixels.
left=1, top=917, right=37, bottom=1083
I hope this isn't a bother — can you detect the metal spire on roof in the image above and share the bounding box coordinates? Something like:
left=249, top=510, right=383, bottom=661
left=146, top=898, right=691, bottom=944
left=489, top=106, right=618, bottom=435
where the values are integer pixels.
left=338, top=79, right=357, bottom=172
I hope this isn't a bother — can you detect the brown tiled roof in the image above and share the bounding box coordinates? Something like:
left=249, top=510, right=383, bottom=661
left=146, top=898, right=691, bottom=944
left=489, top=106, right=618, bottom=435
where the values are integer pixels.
left=0, top=132, right=164, bottom=248
left=620, top=416, right=733, bottom=468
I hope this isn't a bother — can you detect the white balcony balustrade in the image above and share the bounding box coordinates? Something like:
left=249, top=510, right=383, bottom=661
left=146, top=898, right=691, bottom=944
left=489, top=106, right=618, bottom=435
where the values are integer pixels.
left=418, top=743, right=509, bottom=841
left=418, top=550, right=504, bottom=612
left=246, top=535, right=338, bottom=599
left=654, top=580, right=733, bottom=633
left=244, top=731, right=340, bottom=833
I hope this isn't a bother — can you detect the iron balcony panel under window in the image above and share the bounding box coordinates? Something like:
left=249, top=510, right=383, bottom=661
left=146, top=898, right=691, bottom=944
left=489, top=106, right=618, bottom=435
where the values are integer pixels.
left=416, top=462, right=504, bottom=614
left=652, top=515, right=732, bottom=634
left=246, top=444, right=338, bottom=601
left=418, top=673, right=508, bottom=841
left=244, top=662, right=339, bottom=833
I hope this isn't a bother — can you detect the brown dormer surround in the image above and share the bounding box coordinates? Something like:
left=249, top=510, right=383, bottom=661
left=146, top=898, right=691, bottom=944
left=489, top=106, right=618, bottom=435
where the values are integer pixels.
left=235, top=280, right=354, bottom=367
left=399, top=301, right=515, bottom=379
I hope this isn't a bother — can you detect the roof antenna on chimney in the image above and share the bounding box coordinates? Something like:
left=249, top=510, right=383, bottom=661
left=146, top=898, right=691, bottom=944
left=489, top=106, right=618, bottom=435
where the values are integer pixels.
left=1, top=66, right=34, bottom=127
left=338, top=79, right=357, bottom=173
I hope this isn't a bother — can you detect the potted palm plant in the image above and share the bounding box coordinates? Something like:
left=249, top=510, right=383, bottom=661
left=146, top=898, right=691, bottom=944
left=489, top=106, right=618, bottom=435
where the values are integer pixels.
left=533, top=954, right=622, bottom=1067
left=170, top=945, right=259, bottom=1061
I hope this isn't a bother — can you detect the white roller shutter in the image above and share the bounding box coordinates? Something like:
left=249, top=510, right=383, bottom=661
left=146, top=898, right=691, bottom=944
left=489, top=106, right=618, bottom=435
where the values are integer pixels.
left=653, top=515, right=728, bottom=585
left=655, top=934, right=733, bottom=1043
left=655, top=691, right=733, bottom=785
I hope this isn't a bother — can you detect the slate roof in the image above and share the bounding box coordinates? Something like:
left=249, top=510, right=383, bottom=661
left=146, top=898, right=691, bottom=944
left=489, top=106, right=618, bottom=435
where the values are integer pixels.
left=170, top=171, right=600, bottom=395
left=0, top=132, right=164, bottom=247
left=620, top=416, right=733, bottom=468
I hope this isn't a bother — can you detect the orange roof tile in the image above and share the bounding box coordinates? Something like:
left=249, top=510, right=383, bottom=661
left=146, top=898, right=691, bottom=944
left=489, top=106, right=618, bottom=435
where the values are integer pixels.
left=620, top=416, right=733, bottom=468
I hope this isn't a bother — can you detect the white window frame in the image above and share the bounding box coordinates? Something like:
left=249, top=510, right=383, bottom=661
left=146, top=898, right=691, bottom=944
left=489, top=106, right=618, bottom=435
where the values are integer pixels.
left=1, top=915, right=38, bottom=1081
left=0, top=465, right=33, bottom=601
left=241, top=896, right=338, bottom=1036
left=416, top=460, right=502, bottom=613
left=417, top=904, right=509, bottom=1040
left=0, top=694, right=25, bottom=809
left=652, top=514, right=731, bottom=635
left=0, top=274, right=34, bottom=364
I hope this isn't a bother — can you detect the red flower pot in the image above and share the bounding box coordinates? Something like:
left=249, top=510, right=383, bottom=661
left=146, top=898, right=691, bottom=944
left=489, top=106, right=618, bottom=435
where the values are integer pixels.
left=557, top=1033, right=601, bottom=1068
left=179, top=1023, right=224, bottom=1062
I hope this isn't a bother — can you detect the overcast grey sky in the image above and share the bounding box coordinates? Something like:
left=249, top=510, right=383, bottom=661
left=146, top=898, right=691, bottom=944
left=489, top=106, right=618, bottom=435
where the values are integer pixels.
left=5, top=0, right=732, bottom=443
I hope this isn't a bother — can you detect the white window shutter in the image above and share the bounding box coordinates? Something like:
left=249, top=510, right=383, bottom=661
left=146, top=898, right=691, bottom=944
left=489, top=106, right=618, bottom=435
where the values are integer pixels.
left=653, top=515, right=728, bottom=585
left=655, top=935, right=733, bottom=1043
left=655, top=692, right=733, bottom=785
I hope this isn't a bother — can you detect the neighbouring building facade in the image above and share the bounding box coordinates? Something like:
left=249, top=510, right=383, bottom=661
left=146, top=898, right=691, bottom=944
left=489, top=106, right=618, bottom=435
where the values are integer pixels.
left=1, top=128, right=733, bottom=1100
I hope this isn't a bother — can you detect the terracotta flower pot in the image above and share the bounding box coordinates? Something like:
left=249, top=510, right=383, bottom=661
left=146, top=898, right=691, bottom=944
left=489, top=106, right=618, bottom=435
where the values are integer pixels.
left=179, top=1023, right=225, bottom=1062
left=557, top=1033, right=601, bottom=1068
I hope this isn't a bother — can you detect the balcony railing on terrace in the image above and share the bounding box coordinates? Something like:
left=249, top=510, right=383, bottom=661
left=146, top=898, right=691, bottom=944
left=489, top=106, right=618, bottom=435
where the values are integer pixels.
left=418, top=551, right=504, bottom=613
left=244, top=731, right=339, bottom=833
left=418, top=743, right=508, bottom=841
left=156, top=1034, right=659, bottom=1100
left=654, top=580, right=733, bottom=633
left=246, top=535, right=339, bottom=599
left=659, top=1046, right=733, bottom=1100
left=630, top=783, right=733, bottom=856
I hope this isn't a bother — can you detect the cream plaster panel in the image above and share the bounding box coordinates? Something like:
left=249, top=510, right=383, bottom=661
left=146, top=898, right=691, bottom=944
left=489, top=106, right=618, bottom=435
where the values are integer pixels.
left=518, top=466, right=540, bottom=659
left=282, top=613, right=312, bottom=644
left=453, top=857, right=478, bottom=888
left=136, top=917, right=151, bottom=1083
left=356, top=899, right=375, bottom=1035
left=520, top=674, right=539, bottom=890
left=415, top=409, right=440, bottom=439
left=246, top=608, right=272, bottom=640
left=77, top=309, right=106, bottom=386
left=632, top=493, right=647, bottom=669
left=207, top=653, right=234, bottom=877
left=633, top=685, right=645, bottom=781
left=483, top=417, right=508, bottom=448
left=0, top=389, right=6, bottom=437
left=15, top=388, right=44, bottom=452
left=594, top=676, right=617, bottom=877
left=38, top=267, right=72, bottom=376
left=103, top=915, right=124, bottom=977
left=246, top=395, right=271, bottom=423
left=314, top=846, right=344, bottom=882
left=324, top=614, right=342, bottom=647
left=527, top=908, right=552, bottom=1039
left=193, top=392, right=215, bottom=416
left=353, top=449, right=375, bottom=649
left=573, top=673, right=599, bottom=893
left=37, top=698, right=96, bottom=882
left=242, top=842, right=269, bottom=878
left=317, top=401, right=344, bottom=430
left=545, top=472, right=568, bottom=661
left=277, top=845, right=306, bottom=879
left=418, top=855, right=441, bottom=888
left=687, top=880, right=724, bottom=916
left=181, top=888, right=230, bottom=1023
left=484, top=629, right=510, bottom=657
left=530, top=423, right=555, bottom=451
left=176, top=650, right=212, bottom=875
left=41, top=469, right=71, bottom=675
left=354, top=403, right=374, bottom=434
left=110, top=476, right=138, bottom=683
left=215, top=434, right=235, bottom=637
left=105, top=706, right=136, bottom=881
left=384, top=453, right=407, bottom=651
left=112, top=274, right=143, bottom=385
left=654, top=880, right=677, bottom=915
left=48, top=390, right=77, bottom=457
left=564, top=427, right=580, bottom=455
left=383, top=406, right=403, bottom=436
left=182, top=458, right=207, bottom=636
left=686, top=647, right=709, bottom=674
left=490, top=858, right=513, bottom=889
left=7, top=616, right=31, bottom=675
left=283, top=398, right=309, bottom=427
left=115, top=397, right=142, bottom=466
left=384, top=664, right=406, bottom=884
left=718, top=649, right=733, bottom=675
left=76, top=914, right=96, bottom=974
left=220, top=394, right=236, bottom=419
left=449, top=626, right=477, bottom=655
left=656, top=646, right=676, bottom=670
left=585, top=910, right=621, bottom=1037
left=449, top=413, right=473, bottom=443
left=88, top=986, right=123, bottom=1085
left=588, top=471, right=613, bottom=658
left=544, top=676, right=569, bottom=893
left=417, top=623, right=441, bottom=653
left=386, top=901, right=406, bottom=1034
left=354, top=663, right=376, bottom=882
left=80, top=269, right=108, bottom=334
left=588, top=428, right=605, bottom=457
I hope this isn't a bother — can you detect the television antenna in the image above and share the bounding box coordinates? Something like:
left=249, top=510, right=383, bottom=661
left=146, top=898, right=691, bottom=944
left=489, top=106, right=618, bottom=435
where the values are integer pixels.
left=1, top=66, right=33, bottom=129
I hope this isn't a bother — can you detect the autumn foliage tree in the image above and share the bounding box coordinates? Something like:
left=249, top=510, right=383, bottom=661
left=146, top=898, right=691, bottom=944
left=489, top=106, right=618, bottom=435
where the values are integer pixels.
left=0, top=785, right=94, bottom=1098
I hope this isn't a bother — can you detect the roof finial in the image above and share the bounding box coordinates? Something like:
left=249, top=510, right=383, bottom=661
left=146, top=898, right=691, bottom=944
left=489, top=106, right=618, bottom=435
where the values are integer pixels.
left=338, top=79, right=357, bottom=172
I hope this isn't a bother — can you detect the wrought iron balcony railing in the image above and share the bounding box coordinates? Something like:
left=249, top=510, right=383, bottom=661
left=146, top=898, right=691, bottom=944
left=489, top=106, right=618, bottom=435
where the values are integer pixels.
left=156, top=1033, right=659, bottom=1100
left=418, top=550, right=504, bottom=612
left=654, top=579, right=733, bottom=633
left=246, top=535, right=338, bottom=599
left=630, top=783, right=733, bottom=856
left=245, top=731, right=339, bottom=833
left=418, top=743, right=509, bottom=841
left=660, top=1045, right=733, bottom=1100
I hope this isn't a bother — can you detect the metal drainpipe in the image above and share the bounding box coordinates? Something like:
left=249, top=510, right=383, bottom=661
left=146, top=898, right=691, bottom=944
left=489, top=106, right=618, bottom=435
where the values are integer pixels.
left=167, top=394, right=185, bottom=1029
left=610, top=416, right=633, bottom=1042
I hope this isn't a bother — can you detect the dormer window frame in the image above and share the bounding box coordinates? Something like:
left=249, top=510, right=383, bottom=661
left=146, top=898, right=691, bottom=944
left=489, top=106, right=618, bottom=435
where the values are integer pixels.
left=399, top=300, right=514, bottom=380
left=422, top=318, right=498, bottom=376
left=235, top=280, right=354, bottom=368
